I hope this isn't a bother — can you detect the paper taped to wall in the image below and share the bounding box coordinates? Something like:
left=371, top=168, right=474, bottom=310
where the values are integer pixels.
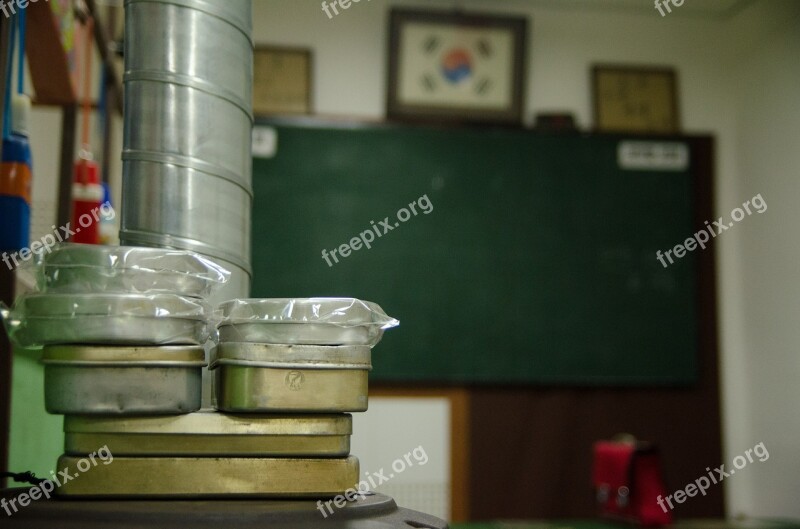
left=618, top=141, right=689, bottom=171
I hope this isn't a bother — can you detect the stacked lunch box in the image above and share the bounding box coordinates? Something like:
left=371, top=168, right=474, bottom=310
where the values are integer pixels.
left=212, top=298, right=396, bottom=413
left=200, top=298, right=397, bottom=497
left=5, top=244, right=224, bottom=417
left=0, top=244, right=399, bottom=498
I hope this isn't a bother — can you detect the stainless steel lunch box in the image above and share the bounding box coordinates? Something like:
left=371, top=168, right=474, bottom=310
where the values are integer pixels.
left=216, top=298, right=398, bottom=346
left=41, top=244, right=229, bottom=298
left=13, top=293, right=208, bottom=346
left=42, top=345, right=206, bottom=415
left=212, top=343, right=371, bottom=413
left=21, top=316, right=206, bottom=346
left=56, top=455, right=360, bottom=497
left=217, top=322, right=377, bottom=346
left=63, top=412, right=352, bottom=457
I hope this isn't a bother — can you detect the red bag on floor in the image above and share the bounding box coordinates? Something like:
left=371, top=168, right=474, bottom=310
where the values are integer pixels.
left=592, top=438, right=672, bottom=526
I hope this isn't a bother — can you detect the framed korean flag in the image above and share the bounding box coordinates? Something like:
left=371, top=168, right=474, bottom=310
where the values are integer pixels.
left=387, top=9, right=527, bottom=125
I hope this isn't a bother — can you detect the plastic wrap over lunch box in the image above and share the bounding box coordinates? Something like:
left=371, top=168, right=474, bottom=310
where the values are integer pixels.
left=33, top=243, right=230, bottom=297
left=1, top=293, right=211, bottom=347
left=215, top=298, right=399, bottom=346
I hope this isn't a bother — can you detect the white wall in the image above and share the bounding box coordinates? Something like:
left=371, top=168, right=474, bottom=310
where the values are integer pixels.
left=351, top=397, right=451, bottom=520
left=723, top=0, right=800, bottom=516
left=253, top=0, right=736, bottom=130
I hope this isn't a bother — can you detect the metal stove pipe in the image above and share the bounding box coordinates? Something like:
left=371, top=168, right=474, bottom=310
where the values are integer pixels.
left=120, top=0, right=253, bottom=306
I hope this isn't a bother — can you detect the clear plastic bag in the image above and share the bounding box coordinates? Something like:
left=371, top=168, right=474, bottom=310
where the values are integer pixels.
left=1, top=293, right=211, bottom=348
left=32, top=243, right=230, bottom=298
left=215, top=298, right=399, bottom=347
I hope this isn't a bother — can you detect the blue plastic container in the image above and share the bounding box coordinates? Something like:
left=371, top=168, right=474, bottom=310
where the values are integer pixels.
left=0, top=95, right=33, bottom=254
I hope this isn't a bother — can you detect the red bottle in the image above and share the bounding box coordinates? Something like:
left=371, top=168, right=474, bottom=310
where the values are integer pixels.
left=70, top=157, right=103, bottom=244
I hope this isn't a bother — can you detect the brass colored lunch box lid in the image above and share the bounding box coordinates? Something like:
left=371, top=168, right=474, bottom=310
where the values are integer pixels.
left=55, top=455, right=361, bottom=497
left=64, top=412, right=352, bottom=436
left=63, top=412, right=353, bottom=457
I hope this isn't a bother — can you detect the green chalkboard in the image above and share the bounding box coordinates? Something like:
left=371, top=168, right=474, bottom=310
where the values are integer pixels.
left=251, top=120, right=697, bottom=385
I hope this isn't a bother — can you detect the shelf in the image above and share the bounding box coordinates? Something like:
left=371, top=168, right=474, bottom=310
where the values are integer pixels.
left=25, top=0, right=121, bottom=113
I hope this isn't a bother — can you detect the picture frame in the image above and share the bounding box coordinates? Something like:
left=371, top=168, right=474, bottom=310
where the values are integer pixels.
left=253, top=46, right=313, bottom=116
left=387, top=9, right=527, bottom=125
left=592, top=65, right=680, bottom=134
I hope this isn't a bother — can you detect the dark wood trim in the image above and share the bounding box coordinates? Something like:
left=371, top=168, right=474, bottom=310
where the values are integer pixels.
left=256, top=114, right=710, bottom=140
left=26, top=0, right=77, bottom=106
left=0, top=270, right=12, bottom=490
left=27, top=0, right=122, bottom=113
left=85, top=0, right=123, bottom=116
left=57, top=106, right=77, bottom=230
